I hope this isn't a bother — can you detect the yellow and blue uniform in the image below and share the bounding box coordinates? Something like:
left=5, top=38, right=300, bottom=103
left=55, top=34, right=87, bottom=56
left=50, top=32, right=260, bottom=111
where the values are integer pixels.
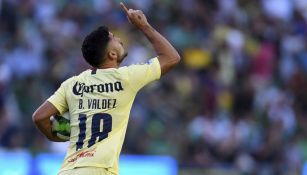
left=47, top=58, right=161, bottom=175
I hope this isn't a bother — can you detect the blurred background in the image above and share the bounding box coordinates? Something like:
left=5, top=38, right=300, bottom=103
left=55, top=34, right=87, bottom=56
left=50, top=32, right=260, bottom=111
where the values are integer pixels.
left=0, top=0, right=307, bottom=174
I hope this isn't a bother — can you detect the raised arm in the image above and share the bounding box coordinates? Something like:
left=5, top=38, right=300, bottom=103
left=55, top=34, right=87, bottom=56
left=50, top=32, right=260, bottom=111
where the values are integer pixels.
left=120, top=2, right=181, bottom=75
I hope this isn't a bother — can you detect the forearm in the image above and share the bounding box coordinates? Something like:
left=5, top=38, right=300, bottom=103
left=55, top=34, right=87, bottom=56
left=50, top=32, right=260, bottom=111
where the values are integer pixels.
left=141, top=25, right=179, bottom=58
left=32, top=101, right=67, bottom=142
left=34, top=117, right=66, bottom=142
left=141, top=25, right=180, bottom=74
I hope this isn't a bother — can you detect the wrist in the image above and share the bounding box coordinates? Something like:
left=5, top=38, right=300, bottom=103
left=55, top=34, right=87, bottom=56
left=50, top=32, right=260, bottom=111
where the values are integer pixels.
left=139, top=23, right=153, bottom=33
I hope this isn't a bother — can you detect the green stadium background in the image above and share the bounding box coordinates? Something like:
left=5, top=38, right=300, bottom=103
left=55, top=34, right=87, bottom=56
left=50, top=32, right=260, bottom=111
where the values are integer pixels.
left=0, top=0, right=307, bottom=174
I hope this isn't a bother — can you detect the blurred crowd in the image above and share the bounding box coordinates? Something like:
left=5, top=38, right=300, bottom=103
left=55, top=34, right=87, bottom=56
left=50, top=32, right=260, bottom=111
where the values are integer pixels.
left=0, top=0, right=307, bottom=174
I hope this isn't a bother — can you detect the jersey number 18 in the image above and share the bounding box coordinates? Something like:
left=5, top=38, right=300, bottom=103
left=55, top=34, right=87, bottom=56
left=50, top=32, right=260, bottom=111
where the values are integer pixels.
left=76, top=113, right=112, bottom=151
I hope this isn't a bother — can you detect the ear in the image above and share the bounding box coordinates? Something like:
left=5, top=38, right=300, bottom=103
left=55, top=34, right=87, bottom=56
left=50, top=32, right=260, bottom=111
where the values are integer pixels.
left=107, top=50, right=118, bottom=60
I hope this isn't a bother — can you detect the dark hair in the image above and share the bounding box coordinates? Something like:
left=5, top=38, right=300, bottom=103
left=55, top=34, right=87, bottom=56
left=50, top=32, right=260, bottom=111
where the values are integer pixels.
left=81, top=26, right=110, bottom=67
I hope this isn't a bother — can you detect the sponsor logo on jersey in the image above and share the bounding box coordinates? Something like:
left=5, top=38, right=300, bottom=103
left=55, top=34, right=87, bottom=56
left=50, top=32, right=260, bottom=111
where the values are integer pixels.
left=73, top=81, right=124, bottom=97
left=68, top=149, right=96, bottom=163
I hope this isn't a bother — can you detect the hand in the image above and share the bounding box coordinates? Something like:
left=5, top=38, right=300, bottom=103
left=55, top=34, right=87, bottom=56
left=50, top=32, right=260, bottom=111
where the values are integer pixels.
left=120, top=2, right=150, bottom=30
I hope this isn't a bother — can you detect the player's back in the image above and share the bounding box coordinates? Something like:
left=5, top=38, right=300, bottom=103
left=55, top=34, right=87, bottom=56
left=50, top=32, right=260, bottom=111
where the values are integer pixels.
left=61, top=67, right=137, bottom=173
left=48, top=57, right=161, bottom=174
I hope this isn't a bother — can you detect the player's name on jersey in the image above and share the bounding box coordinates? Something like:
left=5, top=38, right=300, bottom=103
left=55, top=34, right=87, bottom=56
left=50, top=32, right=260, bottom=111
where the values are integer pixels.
left=73, top=81, right=124, bottom=97
left=78, top=98, right=117, bottom=110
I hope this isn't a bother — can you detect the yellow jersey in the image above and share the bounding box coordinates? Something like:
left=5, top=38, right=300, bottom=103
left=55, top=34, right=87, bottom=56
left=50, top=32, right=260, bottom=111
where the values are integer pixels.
left=47, top=57, right=161, bottom=175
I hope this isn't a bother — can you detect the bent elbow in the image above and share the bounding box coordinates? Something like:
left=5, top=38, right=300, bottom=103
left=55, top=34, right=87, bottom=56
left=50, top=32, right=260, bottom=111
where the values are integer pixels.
left=174, top=53, right=181, bottom=64
left=32, top=111, right=41, bottom=125
left=170, top=53, right=181, bottom=65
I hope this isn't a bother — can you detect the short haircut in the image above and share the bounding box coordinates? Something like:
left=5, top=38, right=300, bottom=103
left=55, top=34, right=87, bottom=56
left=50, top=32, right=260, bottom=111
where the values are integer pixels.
left=81, top=26, right=110, bottom=67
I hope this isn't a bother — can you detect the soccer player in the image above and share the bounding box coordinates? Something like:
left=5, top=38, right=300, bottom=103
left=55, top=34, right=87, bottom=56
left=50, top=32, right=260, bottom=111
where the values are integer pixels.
left=32, top=2, right=180, bottom=175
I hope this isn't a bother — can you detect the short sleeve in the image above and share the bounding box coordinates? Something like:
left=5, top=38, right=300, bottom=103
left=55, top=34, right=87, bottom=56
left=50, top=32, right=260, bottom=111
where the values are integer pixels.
left=47, top=82, right=68, bottom=115
left=127, top=57, right=161, bottom=92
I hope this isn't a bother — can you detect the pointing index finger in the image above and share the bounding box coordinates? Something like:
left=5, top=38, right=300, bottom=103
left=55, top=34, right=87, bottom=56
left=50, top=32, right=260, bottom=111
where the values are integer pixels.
left=120, top=2, right=129, bottom=15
